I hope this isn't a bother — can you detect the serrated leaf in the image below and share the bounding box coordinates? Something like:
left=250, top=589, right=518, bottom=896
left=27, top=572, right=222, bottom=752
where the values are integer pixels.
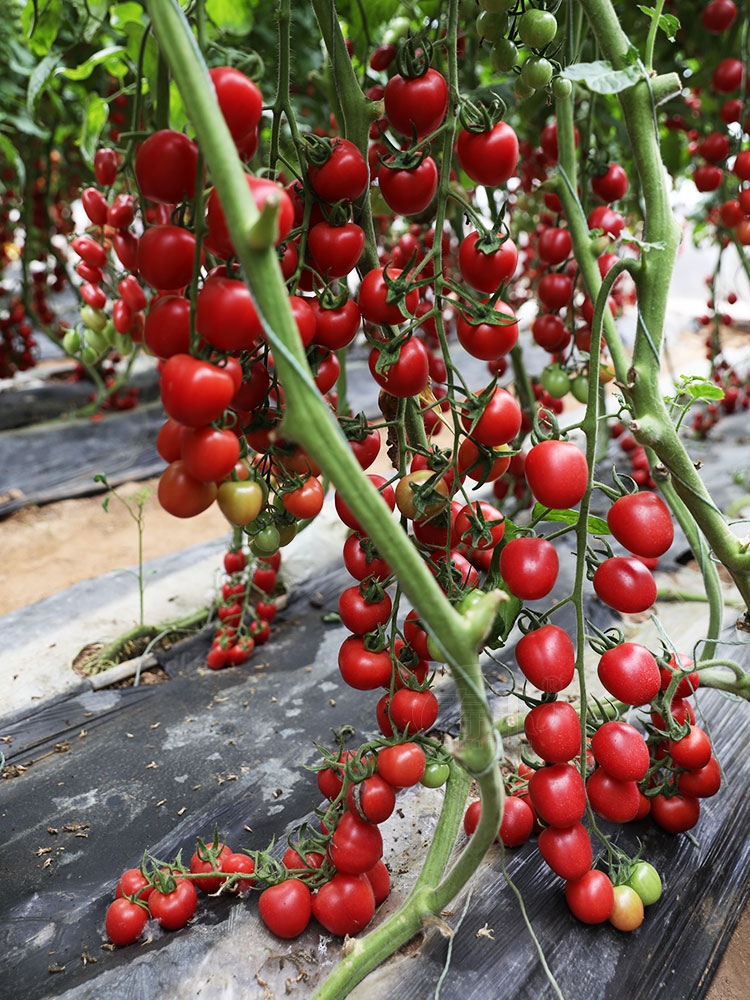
left=531, top=503, right=611, bottom=535
left=685, top=382, right=725, bottom=401
left=561, top=60, right=642, bottom=95
left=59, top=46, right=129, bottom=82
left=206, top=0, right=255, bottom=34
left=637, top=5, right=680, bottom=41
left=27, top=52, right=60, bottom=114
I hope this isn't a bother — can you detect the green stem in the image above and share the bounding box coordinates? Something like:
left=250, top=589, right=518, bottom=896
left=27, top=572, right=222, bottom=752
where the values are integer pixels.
left=144, top=6, right=504, bottom=992
left=575, top=0, right=750, bottom=623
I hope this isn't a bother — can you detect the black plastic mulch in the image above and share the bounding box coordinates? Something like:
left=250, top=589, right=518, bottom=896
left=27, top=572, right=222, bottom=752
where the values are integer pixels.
left=1, top=549, right=749, bottom=1000
left=2, top=362, right=750, bottom=999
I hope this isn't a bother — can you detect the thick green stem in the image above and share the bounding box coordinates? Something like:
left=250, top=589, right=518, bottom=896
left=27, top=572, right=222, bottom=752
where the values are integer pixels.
left=144, top=5, right=504, bottom=992
left=574, top=0, right=750, bottom=623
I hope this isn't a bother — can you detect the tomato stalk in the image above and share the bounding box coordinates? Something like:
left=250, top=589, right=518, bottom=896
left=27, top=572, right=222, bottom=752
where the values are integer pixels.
left=144, top=0, right=504, bottom=986
left=562, top=0, right=750, bottom=628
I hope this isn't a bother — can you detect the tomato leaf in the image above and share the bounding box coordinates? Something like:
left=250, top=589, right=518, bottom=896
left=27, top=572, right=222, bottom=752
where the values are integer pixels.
left=532, top=503, right=610, bottom=536
left=637, top=6, right=680, bottom=41
left=59, top=46, right=130, bottom=82
left=205, top=0, right=256, bottom=35
left=561, top=60, right=643, bottom=95
left=485, top=590, right=522, bottom=649
left=26, top=52, right=59, bottom=115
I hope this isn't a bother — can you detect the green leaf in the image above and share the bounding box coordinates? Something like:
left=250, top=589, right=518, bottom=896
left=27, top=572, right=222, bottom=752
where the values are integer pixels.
left=531, top=503, right=611, bottom=535
left=0, top=135, right=26, bottom=188
left=21, top=0, right=62, bottom=56
left=485, top=591, right=522, bottom=649
left=637, top=5, right=680, bottom=41
left=561, top=60, right=642, bottom=95
left=79, top=93, right=109, bottom=168
left=205, top=0, right=255, bottom=35
left=59, top=46, right=130, bottom=82
left=26, top=51, right=59, bottom=115
left=110, top=1, right=147, bottom=29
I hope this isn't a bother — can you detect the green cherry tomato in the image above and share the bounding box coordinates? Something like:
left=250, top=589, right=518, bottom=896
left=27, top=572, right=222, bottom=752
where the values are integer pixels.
left=626, top=861, right=663, bottom=906
left=490, top=39, right=519, bottom=73
left=518, top=10, right=558, bottom=49
left=217, top=480, right=265, bottom=527
left=420, top=762, right=451, bottom=788
left=476, top=10, right=509, bottom=42
left=540, top=363, right=571, bottom=399
left=570, top=375, right=590, bottom=404
left=80, top=304, right=108, bottom=333
left=250, top=523, right=281, bottom=556
left=553, top=77, right=573, bottom=100
left=62, top=329, right=82, bottom=354
left=521, top=56, right=554, bottom=91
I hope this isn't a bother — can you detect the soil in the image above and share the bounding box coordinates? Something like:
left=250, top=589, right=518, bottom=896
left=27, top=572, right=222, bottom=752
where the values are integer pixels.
left=0, top=477, right=230, bottom=616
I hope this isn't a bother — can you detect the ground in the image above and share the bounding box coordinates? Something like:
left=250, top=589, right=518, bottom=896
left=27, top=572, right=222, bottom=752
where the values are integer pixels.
left=1, top=476, right=748, bottom=999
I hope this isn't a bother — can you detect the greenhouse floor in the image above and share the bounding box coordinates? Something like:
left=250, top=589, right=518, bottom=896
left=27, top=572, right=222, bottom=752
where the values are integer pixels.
left=1, top=446, right=750, bottom=1000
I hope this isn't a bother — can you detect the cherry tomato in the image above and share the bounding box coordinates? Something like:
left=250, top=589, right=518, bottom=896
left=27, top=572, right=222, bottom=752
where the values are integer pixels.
left=282, top=478, right=325, bottom=520
left=591, top=720, right=650, bottom=781
left=189, top=841, right=232, bottom=894
left=209, top=66, right=263, bottom=146
left=258, top=879, right=312, bottom=938
left=586, top=768, right=641, bottom=822
left=593, top=556, right=657, bottom=614
left=383, top=68, right=448, bottom=138
left=308, top=220, right=365, bottom=278
left=312, top=872, right=376, bottom=936
left=626, top=861, right=662, bottom=906
left=565, top=870, right=615, bottom=924
left=158, top=461, right=218, bottom=518
left=500, top=536, right=559, bottom=601
left=338, top=635, right=393, bottom=690
left=597, top=642, right=661, bottom=706
left=138, top=225, right=201, bottom=291
left=514, top=624, right=576, bottom=692
left=105, top=898, right=149, bottom=946
left=376, top=741, right=426, bottom=788
left=649, top=792, right=701, bottom=833
left=149, top=877, right=198, bottom=930
left=677, top=756, right=722, bottom=798
left=538, top=822, right=593, bottom=880
left=528, top=763, right=587, bottom=828
left=196, top=276, right=262, bottom=352
left=368, top=337, right=430, bottom=397
left=458, top=231, right=518, bottom=292
left=456, top=121, right=519, bottom=187
left=135, top=129, right=200, bottom=204
left=607, top=492, right=674, bottom=558
left=346, top=774, right=397, bottom=824
left=456, top=299, right=519, bottom=361
left=524, top=440, right=588, bottom=510
left=159, top=354, right=236, bottom=427
left=115, top=867, right=154, bottom=904
left=217, top=480, right=265, bottom=526
left=358, top=266, right=419, bottom=325
left=524, top=701, right=581, bottom=763
left=329, top=811, right=384, bottom=874
left=608, top=884, right=644, bottom=931
left=308, top=137, right=369, bottom=203
left=378, top=156, right=439, bottom=216
left=182, top=426, right=240, bottom=483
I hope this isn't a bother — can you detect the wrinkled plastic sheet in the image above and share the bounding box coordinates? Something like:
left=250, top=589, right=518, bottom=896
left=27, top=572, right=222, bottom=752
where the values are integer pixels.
left=1, top=549, right=749, bottom=1000
left=2, top=358, right=750, bottom=999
